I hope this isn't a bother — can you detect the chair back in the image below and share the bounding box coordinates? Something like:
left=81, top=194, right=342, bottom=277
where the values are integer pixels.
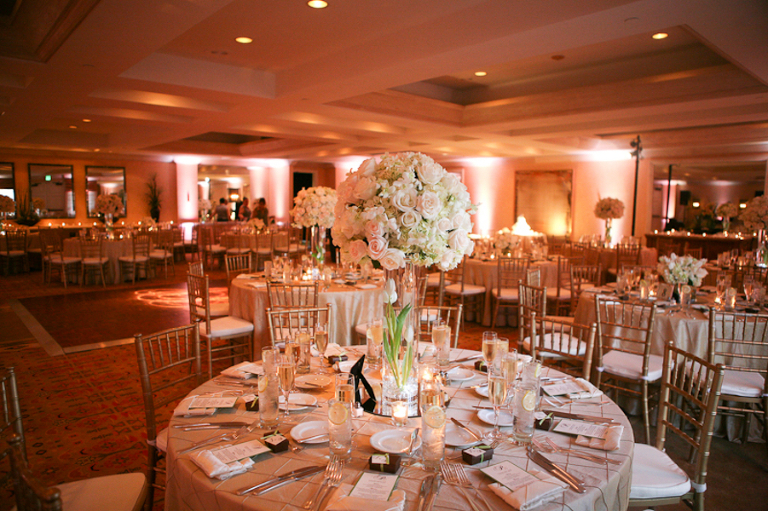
left=267, top=281, right=319, bottom=309
left=534, top=318, right=596, bottom=380
left=7, top=434, right=62, bottom=511
left=525, top=267, right=541, bottom=287
left=132, top=233, right=152, bottom=259
left=78, top=236, right=103, bottom=260
left=188, top=260, right=204, bottom=276
left=225, top=252, right=252, bottom=284
left=416, top=304, right=462, bottom=348
left=615, top=243, right=640, bottom=272
left=497, top=257, right=528, bottom=294
left=134, top=323, right=202, bottom=444
left=518, top=281, right=546, bottom=344
left=186, top=273, right=212, bottom=331
left=707, top=309, right=768, bottom=395
left=272, top=231, right=290, bottom=255
left=2, top=367, right=25, bottom=462
left=594, top=297, right=656, bottom=376
left=266, top=304, right=333, bottom=346
left=655, top=342, right=724, bottom=505
left=569, top=263, right=602, bottom=313
left=683, top=243, right=703, bottom=259
left=656, top=237, right=680, bottom=258
left=4, top=230, right=26, bottom=254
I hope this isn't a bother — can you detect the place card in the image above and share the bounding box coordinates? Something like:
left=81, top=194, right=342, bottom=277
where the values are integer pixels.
left=481, top=461, right=540, bottom=492
left=541, top=379, right=583, bottom=396
left=211, top=439, right=270, bottom=464
left=237, top=362, right=263, bottom=376
left=553, top=419, right=609, bottom=439
left=188, top=396, right=238, bottom=409
left=349, top=472, right=399, bottom=501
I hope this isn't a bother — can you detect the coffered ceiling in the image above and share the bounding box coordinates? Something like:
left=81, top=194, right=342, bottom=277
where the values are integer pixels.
left=0, top=0, right=766, bottom=166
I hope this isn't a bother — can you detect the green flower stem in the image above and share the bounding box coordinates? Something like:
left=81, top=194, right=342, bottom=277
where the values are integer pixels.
left=383, top=302, right=413, bottom=389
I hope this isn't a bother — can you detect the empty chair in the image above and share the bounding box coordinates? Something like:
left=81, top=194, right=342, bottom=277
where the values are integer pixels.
left=253, top=232, right=273, bottom=270
left=39, top=230, right=81, bottom=287
left=225, top=252, right=252, bottom=286
left=172, top=226, right=186, bottom=262
left=525, top=267, right=541, bottom=287
left=1, top=229, right=29, bottom=274
left=1, top=366, right=25, bottom=462
left=490, top=256, right=528, bottom=328
left=547, top=255, right=578, bottom=316
left=79, top=235, right=109, bottom=287
left=594, top=297, right=659, bottom=443
left=416, top=304, right=463, bottom=348
left=518, top=281, right=547, bottom=355
left=150, top=229, right=176, bottom=279
left=569, top=263, right=602, bottom=315
left=200, top=225, right=225, bottom=270
left=608, top=243, right=641, bottom=281
left=629, top=342, right=724, bottom=511
left=533, top=316, right=595, bottom=378
left=267, top=281, right=319, bottom=309
left=187, top=273, right=254, bottom=377
left=187, top=262, right=228, bottom=318
left=119, top=233, right=152, bottom=284
left=683, top=243, right=703, bottom=259
left=134, top=322, right=202, bottom=511
left=267, top=304, right=333, bottom=346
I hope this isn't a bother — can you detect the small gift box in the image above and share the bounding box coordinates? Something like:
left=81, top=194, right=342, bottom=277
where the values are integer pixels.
left=368, top=452, right=400, bottom=473
left=462, top=445, right=494, bottom=465
left=328, top=354, right=349, bottom=364
left=262, top=431, right=289, bottom=452
left=245, top=395, right=259, bottom=411
left=534, top=412, right=554, bottom=432
left=474, top=360, right=488, bottom=373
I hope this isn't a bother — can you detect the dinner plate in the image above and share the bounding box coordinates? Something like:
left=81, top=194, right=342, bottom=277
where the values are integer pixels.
left=278, top=393, right=317, bottom=411
left=445, top=422, right=482, bottom=448
left=295, top=375, right=332, bottom=389
left=370, top=429, right=422, bottom=454
left=475, top=385, right=489, bottom=398
left=446, top=367, right=475, bottom=381
left=290, top=421, right=328, bottom=443
left=477, top=409, right=515, bottom=427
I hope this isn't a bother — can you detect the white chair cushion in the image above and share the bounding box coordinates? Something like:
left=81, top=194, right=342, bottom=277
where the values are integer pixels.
left=118, top=256, right=149, bottom=263
left=82, top=257, right=108, bottom=265
left=48, top=256, right=81, bottom=264
left=210, top=301, right=230, bottom=317
left=630, top=443, right=691, bottom=500
left=207, top=245, right=226, bottom=253
left=226, top=248, right=250, bottom=254
left=150, top=250, right=172, bottom=258
left=445, top=283, right=485, bottom=295
left=546, top=288, right=572, bottom=299
left=491, top=287, right=518, bottom=300
left=201, top=316, right=254, bottom=338
left=720, top=369, right=765, bottom=398
left=155, top=427, right=168, bottom=452
left=601, top=350, right=663, bottom=382
left=523, top=332, right=586, bottom=356
left=56, top=472, right=148, bottom=511
left=420, top=310, right=440, bottom=323
left=256, top=248, right=272, bottom=254
left=6, top=250, right=25, bottom=256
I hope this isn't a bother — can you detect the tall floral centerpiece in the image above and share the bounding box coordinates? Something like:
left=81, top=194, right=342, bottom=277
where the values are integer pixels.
left=0, top=195, right=15, bottom=231
left=494, top=227, right=519, bottom=255
left=657, top=253, right=708, bottom=303
left=95, top=194, right=124, bottom=238
left=333, top=152, right=476, bottom=414
left=246, top=217, right=265, bottom=232
left=716, top=202, right=739, bottom=233
left=198, top=198, right=212, bottom=222
left=291, top=186, right=337, bottom=265
left=740, top=196, right=768, bottom=266
left=594, top=197, right=625, bottom=246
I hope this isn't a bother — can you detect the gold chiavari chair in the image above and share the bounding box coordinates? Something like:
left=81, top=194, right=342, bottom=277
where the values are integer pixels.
left=150, top=229, right=176, bottom=279
left=569, top=263, right=602, bottom=315
left=40, top=229, right=81, bottom=287
left=1, top=229, right=29, bottom=274
left=225, top=252, right=253, bottom=286
left=518, top=282, right=547, bottom=355
left=416, top=304, right=462, bottom=348
left=118, top=233, right=152, bottom=284
left=267, top=281, right=320, bottom=309
left=533, top=316, right=595, bottom=379
left=489, top=256, right=528, bottom=328
left=443, top=256, right=486, bottom=328
left=547, top=255, right=578, bottom=316
left=266, top=304, right=333, bottom=347
left=79, top=235, right=109, bottom=287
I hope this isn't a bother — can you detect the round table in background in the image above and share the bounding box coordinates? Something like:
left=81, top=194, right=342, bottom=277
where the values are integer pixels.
left=63, top=237, right=133, bottom=283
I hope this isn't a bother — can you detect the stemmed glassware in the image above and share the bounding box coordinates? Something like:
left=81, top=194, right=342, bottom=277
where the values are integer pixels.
left=277, top=353, right=295, bottom=418
left=744, top=274, right=755, bottom=305
left=485, top=366, right=506, bottom=442
left=315, top=321, right=329, bottom=354
left=482, top=331, right=498, bottom=370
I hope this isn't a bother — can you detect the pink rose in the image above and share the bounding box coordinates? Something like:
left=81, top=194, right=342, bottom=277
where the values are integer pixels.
left=348, top=240, right=369, bottom=263
left=437, top=217, right=452, bottom=233
left=416, top=191, right=441, bottom=219
left=379, top=248, right=406, bottom=270
left=365, top=220, right=385, bottom=238
left=367, top=236, right=389, bottom=259
left=400, top=210, right=421, bottom=229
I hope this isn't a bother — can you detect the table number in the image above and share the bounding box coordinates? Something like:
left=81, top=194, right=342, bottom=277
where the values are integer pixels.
left=189, top=396, right=238, bottom=409
left=553, top=419, right=609, bottom=439
left=348, top=472, right=399, bottom=501
left=481, top=461, right=540, bottom=492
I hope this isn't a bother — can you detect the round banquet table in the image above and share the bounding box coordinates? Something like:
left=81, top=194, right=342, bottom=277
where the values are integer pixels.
left=165, top=347, right=633, bottom=511
left=63, top=237, right=134, bottom=283
left=229, top=277, right=386, bottom=353
left=464, top=258, right=558, bottom=326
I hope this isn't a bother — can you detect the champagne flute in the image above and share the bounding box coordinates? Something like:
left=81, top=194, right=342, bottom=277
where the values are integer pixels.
left=277, top=354, right=295, bottom=418
left=485, top=368, right=506, bottom=442
left=482, top=331, right=498, bottom=370
left=744, top=274, right=755, bottom=305
left=315, top=322, right=329, bottom=355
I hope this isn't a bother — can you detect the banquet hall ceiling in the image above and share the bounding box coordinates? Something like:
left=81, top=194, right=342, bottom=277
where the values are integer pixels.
left=0, top=0, right=766, bottom=166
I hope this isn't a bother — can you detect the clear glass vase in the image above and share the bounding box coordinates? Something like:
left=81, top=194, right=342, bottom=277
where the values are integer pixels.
left=756, top=229, right=768, bottom=268
left=604, top=218, right=613, bottom=247
left=105, top=213, right=114, bottom=239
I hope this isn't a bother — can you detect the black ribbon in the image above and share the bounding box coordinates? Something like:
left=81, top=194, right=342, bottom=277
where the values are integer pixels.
left=349, top=355, right=377, bottom=412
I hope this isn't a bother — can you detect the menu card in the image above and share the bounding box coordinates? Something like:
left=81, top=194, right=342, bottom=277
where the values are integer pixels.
left=349, top=472, right=399, bottom=501
left=212, top=439, right=270, bottom=464
left=541, top=379, right=583, bottom=396
left=237, top=362, right=263, bottom=376
left=188, top=396, right=238, bottom=409
left=553, top=419, right=609, bottom=439
left=481, top=461, right=540, bottom=492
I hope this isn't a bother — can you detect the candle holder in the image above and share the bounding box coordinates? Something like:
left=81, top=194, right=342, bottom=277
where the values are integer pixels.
left=390, top=399, right=409, bottom=427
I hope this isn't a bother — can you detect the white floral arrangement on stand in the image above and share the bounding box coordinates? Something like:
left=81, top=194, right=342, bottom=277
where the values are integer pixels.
left=246, top=217, right=265, bottom=231
left=494, top=227, right=519, bottom=254
left=594, top=197, right=625, bottom=220
left=198, top=198, right=212, bottom=221
left=290, top=186, right=337, bottom=228
left=139, top=216, right=157, bottom=228
left=95, top=194, right=124, bottom=216
left=0, top=195, right=15, bottom=213
left=333, top=152, right=477, bottom=271
left=717, top=202, right=739, bottom=232
left=657, top=253, right=708, bottom=286
left=739, top=196, right=768, bottom=232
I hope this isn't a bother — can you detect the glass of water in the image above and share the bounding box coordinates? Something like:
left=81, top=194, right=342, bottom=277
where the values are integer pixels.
left=328, top=398, right=352, bottom=461
left=420, top=378, right=446, bottom=471
left=296, top=331, right=311, bottom=374
left=366, top=319, right=384, bottom=370
left=512, top=380, right=537, bottom=445
left=259, top=348, right=279, bottom=428
left=431, top=319, right=451, bottom=368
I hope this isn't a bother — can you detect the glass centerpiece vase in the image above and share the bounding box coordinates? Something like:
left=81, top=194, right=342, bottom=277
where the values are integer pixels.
left=104, top=213, right=115, bottom=239
left=604, top=218, right=613, bottom=246
left=310, top=225, right=326, bottom=268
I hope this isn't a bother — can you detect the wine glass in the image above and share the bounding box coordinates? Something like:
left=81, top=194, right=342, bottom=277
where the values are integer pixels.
left=277, top=354, right=295, bottom=418
left=482, top=331, right=498, bottom=370
left=744, top=274, right=755, bottom=305
left=315, top=321, right=329, bottom=355
left=485, top=367, right=506, bottom=442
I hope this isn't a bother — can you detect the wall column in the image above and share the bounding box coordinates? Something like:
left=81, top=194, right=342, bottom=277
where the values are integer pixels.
left=175, top=159, right=200, bottom=222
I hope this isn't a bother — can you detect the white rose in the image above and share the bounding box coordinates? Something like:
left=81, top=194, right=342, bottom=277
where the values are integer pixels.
left=416, top=190, right=442, bottom=219
left=438, top=249, right=459, bottom=271
left=417, top=161, right=445, bottom=185
left=451, top=211, right=471, bottom=231
left=367, top=236, right=389, bottom=259
left=358, top=157, right=377, bottom=177
left=440, top=173, right=462, bottom=194
left=379, top=248, right=406, bottom=270
left=348, top=240, right=369, bottom=263
left=392, top=187, right=417, bottom=212
left=400, top=210, right=421, bottom=229
left=365, top=220, right=385, bottom=238
left=354, top=176, right=377, bottom=201
left=437, top=217, right=452, bottom=233
left=448, top=228, right=469, bottom=252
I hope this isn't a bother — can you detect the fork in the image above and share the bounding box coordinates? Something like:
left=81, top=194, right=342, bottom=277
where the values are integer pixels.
left=536, top=437, right=621, bottom=465
left=451, top=464, right=494, bottom=511
left=303, top=456, right=337, bottom=509
left=178, top=421, right=258, bottom=454
left=314, top=457, right=343, bottom=511
left=440, top=462, right=483, bottom=511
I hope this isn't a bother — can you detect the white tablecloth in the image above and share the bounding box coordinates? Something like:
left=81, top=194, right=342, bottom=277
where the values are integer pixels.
left=63, top=237, right=133, bottom=283
left=229, top=278, right=386, bottom=353
left=165, top=348, right=633, bottom=511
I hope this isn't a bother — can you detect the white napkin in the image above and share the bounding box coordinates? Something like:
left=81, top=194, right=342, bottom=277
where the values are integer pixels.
left=220, top=361, right=261, bottom=380
left=337, top=359, right=359, bottom=373
left=325, top=483, right=406, bottom=511
left=568, top=378, right=603, bottom=400
left=324, top=343, right=345, bottom=358
left=355, top=283, right=378, bottom=290
left=488, top=469, right=567, bottom=511
left=173, top=396, right=216, bottom=417
left=575, top=424, right=624, bottom=451
left=188, top=448, right=254, bottom=480
left=333, top=278, right=346, bottom=284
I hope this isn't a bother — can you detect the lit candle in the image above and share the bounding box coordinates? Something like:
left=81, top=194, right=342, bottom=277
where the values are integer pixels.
left=654, top=229, right=658, bottom=234
left=391, top=402, right=408, bottom=425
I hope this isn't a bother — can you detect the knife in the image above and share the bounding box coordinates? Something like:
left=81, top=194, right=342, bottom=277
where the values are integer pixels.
left=452, top=354, right=483, bottom=363
left=527, top=448, right=586, bottom=493
left=450, top=417, right=481, bottom=442
left=173, top=421, right=250, bottom=429
left=407, top=428, right=420, bottom=454
left=236, top=465, right=325, bottom=496
left=425, top=473, right=442, bottom=511
left=416, top=474, right=435, bottom=511
left=540, top=410, right=615, bottom=424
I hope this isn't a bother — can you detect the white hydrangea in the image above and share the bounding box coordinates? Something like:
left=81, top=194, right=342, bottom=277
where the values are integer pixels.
left=657, top=253, right=708, bottom=286
left=739, top=196, right=768, bottom=231
left=290, top=186, right=337, bottom=228
left=594, top=197, right=625, bottom=220
left=95, top=194, right=124, bottom=216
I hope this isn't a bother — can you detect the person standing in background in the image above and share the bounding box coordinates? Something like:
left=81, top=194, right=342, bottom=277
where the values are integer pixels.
left=238, top=197, right=252, bottom=221
left=254, top=197, right=269, bottom=224
left=215, top=198, right=230, bottom=221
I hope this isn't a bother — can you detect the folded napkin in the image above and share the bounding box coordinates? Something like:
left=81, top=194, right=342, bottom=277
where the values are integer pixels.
left=355, top=283, right=378, bottom=290
left=568, top=378, right=603, bottom=400
left=174, top=396, right=216, bottom=417
left=324, top=343, right=345, bottom=358
left=489, top=469, right=567, bottom=511
left=220, top=361, right=261, bottom=380
left=326, top=483, right=406, bottom=511
left=333, top=278, right=346, bottom=284
left=575, top=424, right=624, bottom=451
left=188, top=448, right=254, bottom=480
left=337, top=359, right=358, bottom=373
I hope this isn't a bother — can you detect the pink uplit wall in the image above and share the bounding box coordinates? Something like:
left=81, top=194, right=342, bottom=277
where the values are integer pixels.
left=268, top=161, right=290, bottom=224
left=175, top=161, right=199, bottom=222
left=248, top=166, right=268, bottom=202
left=460, top=158, right=514, bottom=237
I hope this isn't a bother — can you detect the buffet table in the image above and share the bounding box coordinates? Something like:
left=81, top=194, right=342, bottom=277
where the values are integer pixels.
left=644, top=233, right=752, bottom=260
left=229, top=276, right=386, bottom=353
left=165, top=347, right=633, bottom=511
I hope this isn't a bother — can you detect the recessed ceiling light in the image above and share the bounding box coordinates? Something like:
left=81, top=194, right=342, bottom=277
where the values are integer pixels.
left=551, top=54, right=565, bottom=61
left=308, top=0, right=327, bottom=8
left=235, top=37, right=253, bottom=44
left=474, top=71, right=487, bottom=77
left=94, top=148, right=100, bottom=152
left=69, top=125, right=77, bottom=129
left=82, top=118, right=91, bottom=123
left=652, top=32, right=668, bottom=40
